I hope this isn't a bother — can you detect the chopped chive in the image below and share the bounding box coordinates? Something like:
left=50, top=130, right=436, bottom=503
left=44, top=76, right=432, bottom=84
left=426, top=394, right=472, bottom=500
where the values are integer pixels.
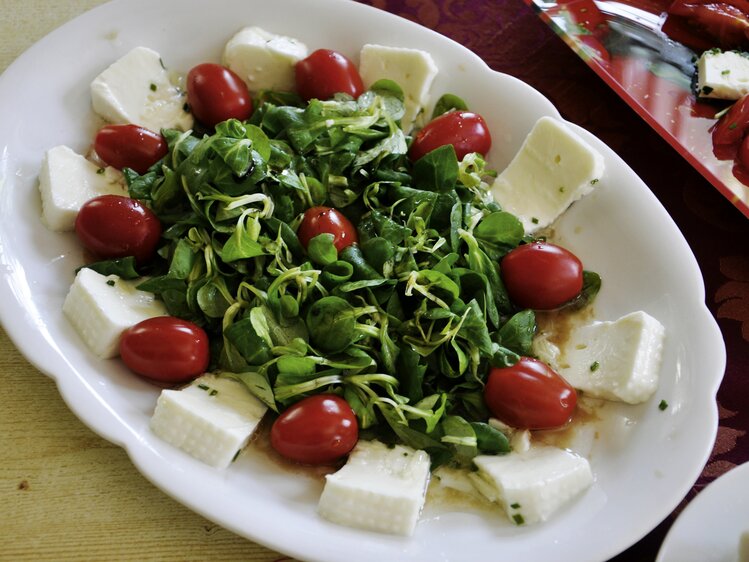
left=149, top=83, right=157, bottom=91
left=714, top=105, right=733, bottom=120
left=659, top=399, right=669, bottom=411
left=106, top=279, right=115, bottom=287
left=721, top=70, right=730, bottom=76
left=510, top=502, right=521, bottom=509
left=559, top=186, right=566, bottom=193
left=531, top=217, right=539, bottom=224
left=96, top=167, right=105, bottom=174
left=209, top=389, right=218, bottom=396
left=512, top=513, right=525, bottom=525
left=232, top=449, right=241, bottom=462
left=590, top=178, right=599, bottom=185
left=730, top=123, right=739, bottom=130
left=197, top=384, right=209, bottom=391
left=590, top=361, right=600, bottom=372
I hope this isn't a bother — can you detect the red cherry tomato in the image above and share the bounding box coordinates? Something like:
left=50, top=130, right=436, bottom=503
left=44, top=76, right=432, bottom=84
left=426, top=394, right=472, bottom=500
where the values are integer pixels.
left=739, top=134, right=749, bottom=170
left=484, top=357, right=577, bottom=430
left=295, top=49, right=364, bottom=101
left=119, top=316, right=210, bottom=383
left=186, top=63, right=253, bottom=128
left=75, top=195, right=162, bottom=265
left=666, top=0, right=749, bottom=51
left=94, top=124, right=168, bottom=175
left=297, top=206, right=358, bottom=252
left=409, top=111, right=492, bottom=162
left=501, top=242, right=583, bottom=310
left=712, top=94, right=749, bottom=161
left=270, top=394, right=359, bottom=464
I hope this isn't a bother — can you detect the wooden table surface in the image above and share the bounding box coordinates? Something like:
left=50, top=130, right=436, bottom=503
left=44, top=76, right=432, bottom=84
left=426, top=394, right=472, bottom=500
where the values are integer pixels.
left=0, top=1, right=285, bottom=560
left=3, top=1, right=748, bottom=561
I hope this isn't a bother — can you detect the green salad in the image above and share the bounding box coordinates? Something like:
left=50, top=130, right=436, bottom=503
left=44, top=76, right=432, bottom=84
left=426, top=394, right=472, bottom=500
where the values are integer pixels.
left=85, top=82, right=598, bottom=469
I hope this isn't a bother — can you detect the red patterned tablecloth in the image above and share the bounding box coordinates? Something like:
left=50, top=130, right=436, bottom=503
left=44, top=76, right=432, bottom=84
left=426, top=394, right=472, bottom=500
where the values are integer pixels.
left=359, top=0, right=749, bottom=559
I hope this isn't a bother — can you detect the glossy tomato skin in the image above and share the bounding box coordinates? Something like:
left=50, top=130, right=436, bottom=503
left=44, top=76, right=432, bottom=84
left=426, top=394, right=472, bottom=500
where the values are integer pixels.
left=295, top=49, right=364, bottom=101
left=297, top=206, right=358, bottom=252
left=739, top=134, right=749, bottom=170
left=501, top=242, right=583, bottom=310
left=75, top=195, right=162, bottom=265
left=119, top=316, right=210, bottom=383
left=271, top=394, right=358, bottom=464
left=712, top=94, right=749, bottom=160
left=186, top=63, right=253, bottom=128
left=409, top=111, right=492, bottom=162
left=94, top=124, right=168, bottom=175
left=666, top=0, right=749, bottom=51
left=485, top=357, right=577, bottom=430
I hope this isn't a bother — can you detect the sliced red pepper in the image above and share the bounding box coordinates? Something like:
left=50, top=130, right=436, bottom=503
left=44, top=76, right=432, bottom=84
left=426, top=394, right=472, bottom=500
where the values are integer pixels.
left=665, top=0, right=749, bottom=50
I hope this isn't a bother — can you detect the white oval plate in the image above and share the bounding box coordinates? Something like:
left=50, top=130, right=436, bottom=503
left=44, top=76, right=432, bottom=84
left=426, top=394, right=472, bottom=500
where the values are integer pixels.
left=657, top=462, right=749, bottom=562
left=0, top=1, right=726, bottom=560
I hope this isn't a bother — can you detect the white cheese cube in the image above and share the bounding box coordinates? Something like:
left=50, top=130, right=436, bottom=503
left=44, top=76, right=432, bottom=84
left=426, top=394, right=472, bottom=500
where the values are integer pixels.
left=222, top=27, right=308, bottom=93
left=470, top=446, right=592, bottom=525
left=697, top=50, right=749, bottom=100
left=150, top=374, right=267, bottom=468
left=91, top=46, right=193, bottom=132
left=359, top=44, right=438, bottom=133
left=318, top=440, right=430, bottom=536
left=491, top=116, right=604, bottom=234
left=62, top=268, right=167, bottom=358
left=38, top=145, right=126, bottom=232
left=553, top=311, right=665, bottom=404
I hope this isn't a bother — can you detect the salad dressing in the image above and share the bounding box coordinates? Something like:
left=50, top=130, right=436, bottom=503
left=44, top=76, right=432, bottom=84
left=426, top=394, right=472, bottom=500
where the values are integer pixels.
left=423, top=478, right=500, bottom=518
left=247, top=418, right=339, bottom=481
left=241, top=290, right=605, bottom=504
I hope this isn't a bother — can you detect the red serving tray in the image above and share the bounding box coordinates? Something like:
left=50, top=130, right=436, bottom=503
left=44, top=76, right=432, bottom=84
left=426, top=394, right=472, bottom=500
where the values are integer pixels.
left=526, top=0, right=749, bottom=218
